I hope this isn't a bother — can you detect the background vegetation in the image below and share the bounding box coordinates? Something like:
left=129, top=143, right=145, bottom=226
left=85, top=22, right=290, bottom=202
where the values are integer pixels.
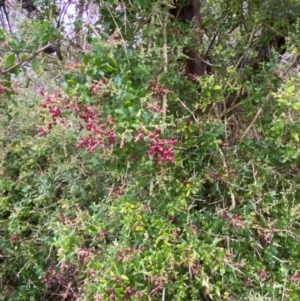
left=1, top=0, right=300, bottom=300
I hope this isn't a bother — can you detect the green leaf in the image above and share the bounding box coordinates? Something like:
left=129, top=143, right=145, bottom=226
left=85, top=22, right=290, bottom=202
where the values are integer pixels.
left=108, top=54, right=118, bottom=68
left=67, top=79, right=77, bottom=87
left=20, top=54, right=28, bottom=62
left=31, top=57, right=43, bottom=74
left=13, top=67, right=19, bottom=76
left=83, top=54, right=90, bottom=64
left=120, top=275, right=129, bottom=281
left=213, top=85, right=222, bottom=90
left=91, top=43, right=102, bottom=52
left=115, top=109, right=125, bottom=115
left=101, top=63, right=114, bottom=72
left=293, top=133, right=299, bottom=142
left=4, top=54, right=15, bottom=69
left=287, top=85, right=295, bottom=94
left=125, top=132, right=132, bottom=142
left=0, top=28, right=5, bottom=42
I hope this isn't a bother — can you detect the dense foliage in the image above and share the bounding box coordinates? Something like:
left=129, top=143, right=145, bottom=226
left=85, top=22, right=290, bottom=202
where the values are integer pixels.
left=2, top=0, right=300, bottom=300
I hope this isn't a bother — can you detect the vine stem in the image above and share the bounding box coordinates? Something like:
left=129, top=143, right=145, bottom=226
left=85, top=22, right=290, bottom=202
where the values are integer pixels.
left=218, top=147, right=236, bottom=211
left=162, top=14, right=168, bottom=133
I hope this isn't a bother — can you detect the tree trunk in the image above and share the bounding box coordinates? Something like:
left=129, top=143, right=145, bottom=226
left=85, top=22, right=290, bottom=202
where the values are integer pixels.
left=171, top=0, right=211, bottom=77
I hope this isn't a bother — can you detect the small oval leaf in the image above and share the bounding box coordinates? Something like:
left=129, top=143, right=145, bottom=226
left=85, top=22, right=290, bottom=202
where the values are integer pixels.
left=4, top=54, right=15, bottom=69
left=20, top=54, right=28, bottom=62
left=0, top=28, right=6, bottom=42
left=31, top=57, right=41, bottom=73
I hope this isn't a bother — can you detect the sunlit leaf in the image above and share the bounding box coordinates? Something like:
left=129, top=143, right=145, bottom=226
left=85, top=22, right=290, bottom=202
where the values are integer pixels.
left=4, top=54, right=15, bottom=69
left=67, top=79, right=77, bottom=87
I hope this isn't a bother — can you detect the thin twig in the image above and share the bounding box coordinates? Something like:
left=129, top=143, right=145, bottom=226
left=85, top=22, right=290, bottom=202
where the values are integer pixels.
left=177, top=97, right=197, bottom=122
left=87, top=23, right=101, bottom=39
left=147, top=17, right=154, bottom=52
left=17, top=261, right=30, bottom=277
left=162, top=14, right=168, bottom=133
left=0, top=43, right=54, bottom=75
left=45, top=246, right=53, bottom=263
left=218, top=147, right=236, bottom=211
left=234, top=25, right=261, bottom=70
left=240, top=92, right=271, bottom=141
left=162, top=288, right=165, bottom=301
left=106, top=5, right=129, bottom=64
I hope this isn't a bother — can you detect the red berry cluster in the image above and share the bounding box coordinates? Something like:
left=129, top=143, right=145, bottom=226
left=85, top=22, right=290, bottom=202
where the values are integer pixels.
left=134, top=129, right=145, bottom=142
left=0, top=85, right=6, bottom=94
left=90, top=79, right=106, bottom=96
left=147, top=98, right=163, bottom=113
left=76, top=247, right=96, bottom=264
left=106, top=30, right=124, bottom=45
left=148, top=77, right=170, bottom=96
left=124, top=286, right=142, bottom=300
left=0, top=80, right=14, bottom=94
left=10, top=232, right=19, bottom=243
left=38, top=88, right=176, bottom=161
left=39, top=92, right=67, bottom=136
left=148, top=128, right=177, bottom=163
left=76, top=107, right=116, bottom=153
left=147, top=77, right=170, bottom=113
left=39, top=90, right=116, bottom=153
left=65, top=61, right=85, bottom=73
